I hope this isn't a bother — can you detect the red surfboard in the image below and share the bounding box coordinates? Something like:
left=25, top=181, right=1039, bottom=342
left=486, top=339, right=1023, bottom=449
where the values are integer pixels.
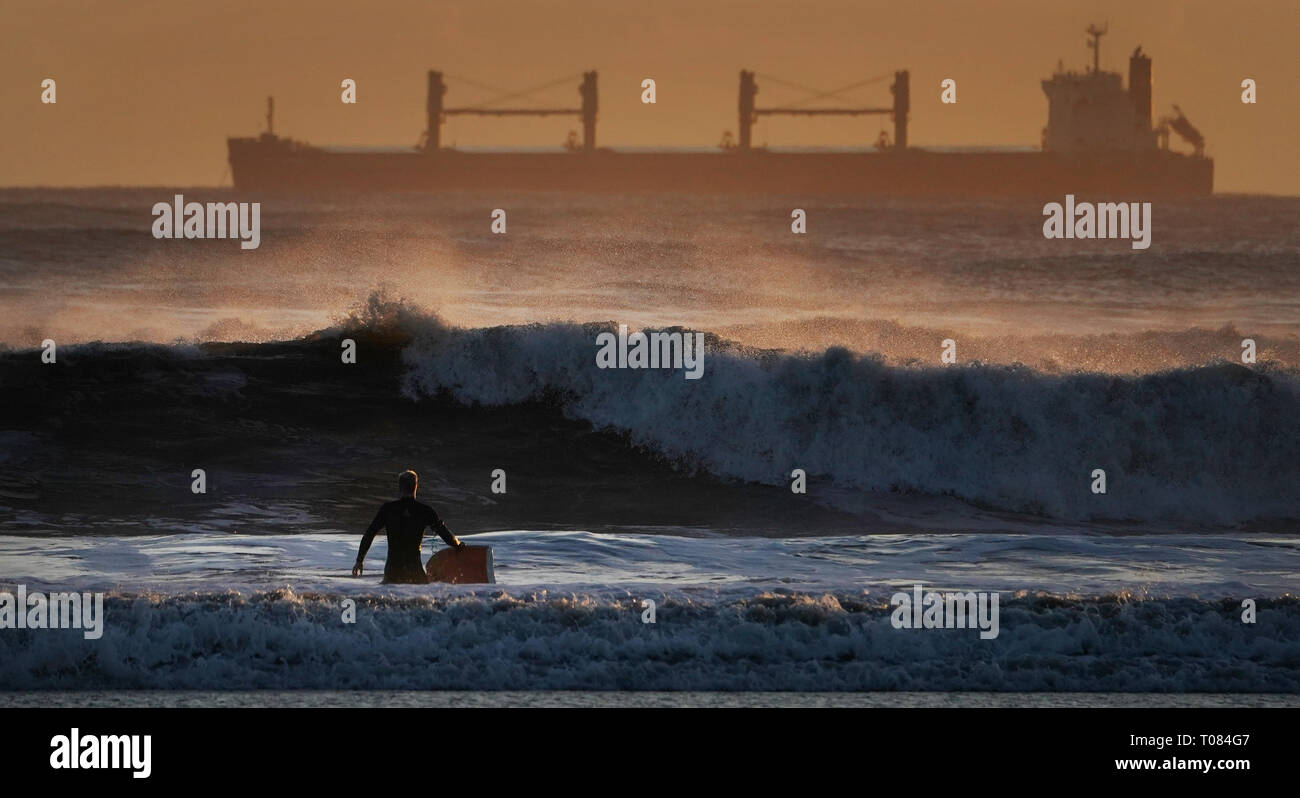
left=426, top=545, right=495, bottom=584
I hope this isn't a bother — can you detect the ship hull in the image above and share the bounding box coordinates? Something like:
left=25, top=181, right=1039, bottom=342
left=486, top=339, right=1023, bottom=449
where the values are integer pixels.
left=227, top=139, right=1213, bottom=197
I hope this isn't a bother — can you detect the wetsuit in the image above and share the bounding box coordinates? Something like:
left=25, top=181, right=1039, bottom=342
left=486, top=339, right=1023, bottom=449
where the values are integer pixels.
left=357, top=497, right=461, bottom=584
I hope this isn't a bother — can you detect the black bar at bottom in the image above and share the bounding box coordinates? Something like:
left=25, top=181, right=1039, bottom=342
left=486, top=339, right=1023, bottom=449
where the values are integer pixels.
left=0, top=705, right=1289, bottom=786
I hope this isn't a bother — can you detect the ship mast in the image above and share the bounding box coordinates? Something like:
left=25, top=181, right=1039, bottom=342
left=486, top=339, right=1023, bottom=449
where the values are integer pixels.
left=1086, top=23, right=1108, bottom=73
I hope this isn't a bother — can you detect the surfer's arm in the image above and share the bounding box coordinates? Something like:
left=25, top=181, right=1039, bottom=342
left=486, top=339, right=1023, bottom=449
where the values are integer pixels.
left=430, top=511, right=463, bottom=549
left=353, top=508, right=386, bottom=575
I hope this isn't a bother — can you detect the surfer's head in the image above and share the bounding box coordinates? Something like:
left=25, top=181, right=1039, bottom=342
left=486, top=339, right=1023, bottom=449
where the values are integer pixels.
left=398, top=470, right=418, bottom=497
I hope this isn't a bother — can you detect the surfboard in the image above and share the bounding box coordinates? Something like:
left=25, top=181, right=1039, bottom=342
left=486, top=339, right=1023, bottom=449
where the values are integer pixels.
left=426, top=545, right=495, bottom=584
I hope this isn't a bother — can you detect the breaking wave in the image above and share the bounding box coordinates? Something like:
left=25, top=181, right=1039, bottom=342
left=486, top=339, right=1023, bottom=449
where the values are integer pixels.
left=3, top=590, right=1297, bottom=691
left=399, top=314, right=1300, bottom=525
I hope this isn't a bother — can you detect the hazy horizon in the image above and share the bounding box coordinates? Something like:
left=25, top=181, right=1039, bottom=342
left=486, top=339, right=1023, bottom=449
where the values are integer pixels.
left=3, top=0, right=1297, bottom=194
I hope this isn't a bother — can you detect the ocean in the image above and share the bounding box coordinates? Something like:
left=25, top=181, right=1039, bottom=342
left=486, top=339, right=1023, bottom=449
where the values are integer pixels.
left=1, top=188, right=1298, bottom=694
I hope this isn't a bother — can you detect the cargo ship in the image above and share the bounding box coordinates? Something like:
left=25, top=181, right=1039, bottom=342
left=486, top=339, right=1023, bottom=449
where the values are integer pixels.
left=227, top=25, right=1212, bottom=196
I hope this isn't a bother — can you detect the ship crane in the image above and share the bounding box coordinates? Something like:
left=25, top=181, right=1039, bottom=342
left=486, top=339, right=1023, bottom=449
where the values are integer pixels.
left=1157, top=104, right=1206, bottom=157
left=735, top=69, right=910, bottom=152
left=420, top=71, right=598, bottom=153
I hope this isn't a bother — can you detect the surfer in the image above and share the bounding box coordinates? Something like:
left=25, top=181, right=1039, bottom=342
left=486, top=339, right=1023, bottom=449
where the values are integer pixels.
left=352, top=470, right=463, bottom=583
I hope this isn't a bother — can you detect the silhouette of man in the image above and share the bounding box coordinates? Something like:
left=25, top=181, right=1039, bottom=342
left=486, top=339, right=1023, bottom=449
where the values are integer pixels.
left=353, top=470, right=462, bottom=583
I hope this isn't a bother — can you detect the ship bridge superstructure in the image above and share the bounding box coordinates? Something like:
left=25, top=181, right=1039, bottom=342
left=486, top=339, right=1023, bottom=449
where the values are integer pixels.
left=1041, top=24, right=1182, bottom=155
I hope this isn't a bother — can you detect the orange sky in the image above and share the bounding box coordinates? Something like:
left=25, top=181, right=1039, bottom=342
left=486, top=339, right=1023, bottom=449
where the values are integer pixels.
left=4, top=0, right=1297, bottom=194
